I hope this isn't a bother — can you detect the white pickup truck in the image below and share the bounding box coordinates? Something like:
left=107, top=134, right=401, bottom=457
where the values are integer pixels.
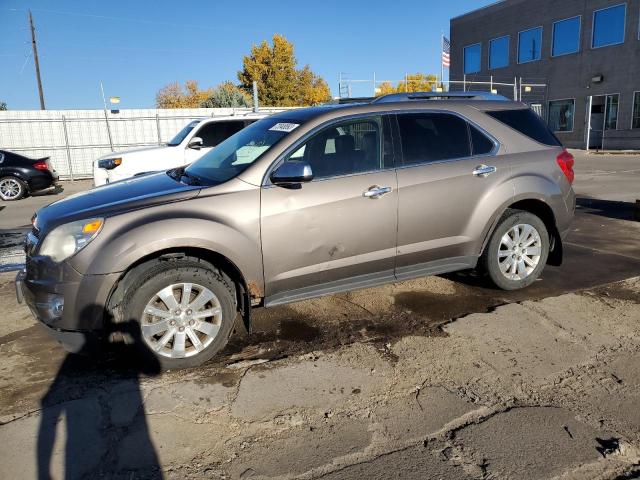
left=93, top=114, right=270, bottom=186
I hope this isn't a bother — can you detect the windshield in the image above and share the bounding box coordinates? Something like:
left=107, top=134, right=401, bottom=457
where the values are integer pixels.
left=167, top=120, right=199, bottom=146
left=185, top=118, right=300, bottom=183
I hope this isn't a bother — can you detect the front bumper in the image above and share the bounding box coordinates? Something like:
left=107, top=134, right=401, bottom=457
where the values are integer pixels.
left=15, top=258, right=119, bottom=351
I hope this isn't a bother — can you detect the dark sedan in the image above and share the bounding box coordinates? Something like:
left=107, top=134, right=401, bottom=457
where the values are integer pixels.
left=0, top=150, right=59, bottom=201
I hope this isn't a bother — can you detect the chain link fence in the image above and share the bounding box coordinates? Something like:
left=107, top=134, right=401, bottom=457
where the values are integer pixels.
left=0, top=107, right=288, bottom=179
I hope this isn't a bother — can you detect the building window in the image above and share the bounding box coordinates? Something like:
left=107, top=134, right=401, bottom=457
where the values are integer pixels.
left=605, top=94, right=620, bottom=130
left=548, top=99, right=575, bottom=132
left=592, top=4, right=626, bottom=48
left=518, top=27, right=542, bottom=63
left=489, top=36, right=509, bottom=69
left=552, top=16, right=581, bottom=56
left=464, top=43, right=481, bottom=74
left=633, top=92, right=640, bottom=129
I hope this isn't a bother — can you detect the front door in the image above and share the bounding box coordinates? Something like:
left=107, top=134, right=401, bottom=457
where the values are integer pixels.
left=393, top=111, right=510, bottom=280
left=261, top=116, right=397, bottom=305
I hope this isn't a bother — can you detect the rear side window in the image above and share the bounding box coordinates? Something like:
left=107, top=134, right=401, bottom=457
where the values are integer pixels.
left=397, top=113, right=470, bottom=165
left=469, top=125, right=495, bottom=155
left=486, top=109, right=561, bottom=146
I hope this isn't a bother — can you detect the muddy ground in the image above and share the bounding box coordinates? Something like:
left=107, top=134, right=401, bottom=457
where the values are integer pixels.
left=0, top=152, right=639, bottom=479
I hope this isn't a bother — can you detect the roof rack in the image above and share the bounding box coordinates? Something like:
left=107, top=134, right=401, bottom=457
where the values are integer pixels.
left=371, top=91, right=510, bottom=103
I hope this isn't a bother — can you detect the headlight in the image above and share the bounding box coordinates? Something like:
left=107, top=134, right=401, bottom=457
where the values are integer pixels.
left=39, top=218, right=104, bottom=262
left=98, top=158, right=122, bottom=169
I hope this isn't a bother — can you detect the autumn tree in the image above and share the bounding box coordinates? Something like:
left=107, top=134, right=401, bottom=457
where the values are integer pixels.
left=238, top=34, right=331, bottom=106
left=201, top=81, right=252, bottom=108
left=375, top=73, right=438, bottom=96
left=156, top=80, right=213, bottom=108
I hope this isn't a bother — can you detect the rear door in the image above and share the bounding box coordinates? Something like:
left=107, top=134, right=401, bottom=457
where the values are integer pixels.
left=394, top=110, right=510, bottom=280
left=184, top=120, right=250, bottom=164
left=261, top=115, right=398, bottom=304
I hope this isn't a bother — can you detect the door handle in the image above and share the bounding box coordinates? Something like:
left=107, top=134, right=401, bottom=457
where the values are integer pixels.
left=472, top=164, right=497, bottom=177
left=362, top=185, right=392, bottom=199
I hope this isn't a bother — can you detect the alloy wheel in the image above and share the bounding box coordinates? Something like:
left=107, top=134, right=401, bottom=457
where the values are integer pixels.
left=0, top=178, right=22, bottom=200
left=497, top=223, right=542, bottom=281
left=141, top=282, right=222, bottom=359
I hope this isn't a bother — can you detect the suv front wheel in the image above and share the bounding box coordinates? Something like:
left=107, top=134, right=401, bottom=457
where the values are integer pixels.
left=482, top=209, right=549, bottom=290
left=119, top=258, right=237, bottom=369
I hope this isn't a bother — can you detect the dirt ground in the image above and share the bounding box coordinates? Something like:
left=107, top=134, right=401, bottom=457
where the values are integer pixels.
left=0, top=151, right=639, bottom=479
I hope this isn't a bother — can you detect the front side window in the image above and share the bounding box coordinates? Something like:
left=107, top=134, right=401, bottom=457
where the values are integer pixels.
left=397, top=113, right=470, bottom=165
left=552, top=16, right=581, bottom=56
left=605, top=94, right=620, bottom=130
left=195, top=121, right=247, bottom=148
left=592, top=4, right=626, bottom=48
left=548, top=99, right=575, bottom=132
left=632, top=92, right=640, bottom=129
left=167, top=120, right=199, bottom=146
left=464, top=44, right=481, bottom=74
left=286, top=118, right=382, bottom=179
left=518, top=27, right=542, bottom=63
left=489, top=36, right=509, bottom=69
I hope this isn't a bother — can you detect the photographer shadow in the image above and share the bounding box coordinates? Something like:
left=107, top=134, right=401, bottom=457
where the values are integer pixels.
left=36, top=311, right=163, bottom=480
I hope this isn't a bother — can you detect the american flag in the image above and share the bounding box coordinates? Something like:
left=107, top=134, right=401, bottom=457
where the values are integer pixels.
left=442, top=36, right=451, bottom=68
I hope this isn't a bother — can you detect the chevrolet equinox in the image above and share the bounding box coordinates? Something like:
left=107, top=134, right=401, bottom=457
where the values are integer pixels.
left=16, top=92, right=576, bottom=369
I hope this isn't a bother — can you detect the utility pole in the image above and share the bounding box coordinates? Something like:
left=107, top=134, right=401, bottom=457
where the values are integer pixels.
left=29, top=10, right=46, bottom=110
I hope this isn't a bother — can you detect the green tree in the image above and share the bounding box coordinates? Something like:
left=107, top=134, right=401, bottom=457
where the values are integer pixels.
left=201, top=81, right=252, bottom=108
left=296, top=66, right=332, bottom=105
left=156, top=80, right=213, bottom=108
left=375, top=73, right=438, bottom=96
left=238, top=34, right=330, bottom=106
left=0, top=101, right=7, bottom=111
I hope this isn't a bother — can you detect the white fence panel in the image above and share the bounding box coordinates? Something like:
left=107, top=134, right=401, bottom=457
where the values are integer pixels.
left=0, top=107, right=288, bottom=179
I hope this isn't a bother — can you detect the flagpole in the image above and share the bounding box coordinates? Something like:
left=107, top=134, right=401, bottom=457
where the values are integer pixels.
left=440, top=32, right=445, bottom=90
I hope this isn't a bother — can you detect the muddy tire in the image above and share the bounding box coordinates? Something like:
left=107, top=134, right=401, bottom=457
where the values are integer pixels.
left=482, top=209, right=549, bottom=291
left=119, top=258, right=237, bottom=370
left=0, top=176, right=27, bottom=201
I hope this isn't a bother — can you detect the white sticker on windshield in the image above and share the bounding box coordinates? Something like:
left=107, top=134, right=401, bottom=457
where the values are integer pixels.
left=269, top=122, right=299, bottom=133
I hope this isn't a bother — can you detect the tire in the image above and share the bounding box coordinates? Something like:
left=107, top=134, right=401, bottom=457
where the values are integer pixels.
left=481, top=209, right=549, bottom=291
left=119, top=258, right=237, bottom=370
left=0, top=176, right=27, bottom=201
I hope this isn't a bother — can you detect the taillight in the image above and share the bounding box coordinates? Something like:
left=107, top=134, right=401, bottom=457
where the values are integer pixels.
left=556, top=149, right=574, bottom=184
left=33, top=161, right=49, bottom=171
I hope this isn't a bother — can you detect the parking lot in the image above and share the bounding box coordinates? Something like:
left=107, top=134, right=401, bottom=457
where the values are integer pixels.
left=0, top=150, right=639, bottom=479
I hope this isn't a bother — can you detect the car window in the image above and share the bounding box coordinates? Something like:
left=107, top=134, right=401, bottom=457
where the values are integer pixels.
left=397, top=112, right=470, bottom=166
left=469, top=124, right=495, bottom=155
left=167, top=120, right=199, bottom=146
left=286, top=118, right=382, bottom=179
left=486, top=109, right=561, bottom=147
left=195, top=121, right=247, bottom=148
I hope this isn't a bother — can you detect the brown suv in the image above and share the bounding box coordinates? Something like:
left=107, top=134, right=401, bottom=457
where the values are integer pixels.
left=16, top=92, right=576, bottom=369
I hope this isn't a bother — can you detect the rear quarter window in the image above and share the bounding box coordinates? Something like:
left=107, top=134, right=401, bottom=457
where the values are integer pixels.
left=486, top=109, right=561, bottom=147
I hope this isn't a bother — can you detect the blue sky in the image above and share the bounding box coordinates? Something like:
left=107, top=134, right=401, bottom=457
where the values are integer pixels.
left=0, top=0, right=493, bottom=110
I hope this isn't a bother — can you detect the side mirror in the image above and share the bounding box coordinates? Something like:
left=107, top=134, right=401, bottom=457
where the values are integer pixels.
left=270, top=161, right=314, bottom=186
left=187, top=137, right=203, bottom=150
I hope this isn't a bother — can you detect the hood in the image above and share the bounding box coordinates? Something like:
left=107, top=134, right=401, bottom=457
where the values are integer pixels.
left=35, top=171, right=200, bottom=233
left=96, top=145, right=171, bottom=161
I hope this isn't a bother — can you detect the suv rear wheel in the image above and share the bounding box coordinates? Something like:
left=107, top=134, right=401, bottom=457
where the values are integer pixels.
left=119, top=258, right=236, bottom=369
left=482, top=209, right=549, bottom=290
